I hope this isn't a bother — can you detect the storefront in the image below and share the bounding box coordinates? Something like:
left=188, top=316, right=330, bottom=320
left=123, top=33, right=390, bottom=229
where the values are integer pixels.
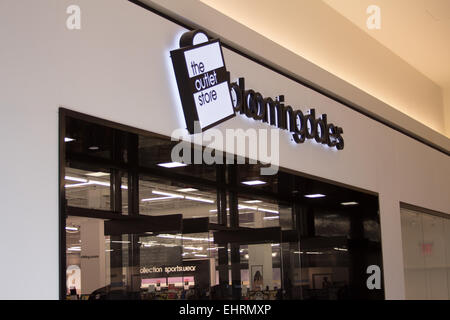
left=1, top=0, right=449, bottom=300
left=61, top=109, right=384, bottom=300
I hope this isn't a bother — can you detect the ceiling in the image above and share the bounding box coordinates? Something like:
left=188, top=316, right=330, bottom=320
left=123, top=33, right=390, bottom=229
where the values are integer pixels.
left=198, top=0, right=450, bottom=136
left=322, top=0, right=450, bottom=90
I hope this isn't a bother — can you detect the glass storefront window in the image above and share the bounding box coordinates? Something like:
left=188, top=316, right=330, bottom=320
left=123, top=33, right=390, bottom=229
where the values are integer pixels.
left=139, top=175, right=216, bottom=219
left=61, top=111, right=385, bottom=300
left=401, top=207, right=450, bottom=300
left=237, top=196, right=282, bottom=229
left=65, top=167, right=111, bottom=211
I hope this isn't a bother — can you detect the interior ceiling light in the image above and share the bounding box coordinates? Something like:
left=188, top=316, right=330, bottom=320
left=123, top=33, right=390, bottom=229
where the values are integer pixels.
left=306, top=251, right=324, bottom=255
left=209, top=208, right=229, bottom=212
left=236, top=204, right=279, bottom=214
left=176, top=188, right=198, bottom=192
left=141, top=196, right=176, bottom=202
left=156, top=234, right=213, bottom=242
left=243, top=200, right=262, bottom=204
left=65, top=176, right=88, bottom=183
left=242, top=180, right=266, bottom=186
left=64, top=137, right=75, bottom=142
left=88, top=146, right=99, bottom=151
left=65, top=182, right=90, bottom=188
left=65, top=179, right=118, bottom=189
left=86, top=172, right=110, bottom=177
left=304, top=194, right=326, bottom=198
left=65, top=226, right=79, bottom=232
left=184, top=246, right=203, bottom=251
left=185, top=196, right=214, bottom=204
left=152, top=190, right=184, bottom=198
left=341, top=201, right=359, bottom=206
left=263, top=216, right=278, bottom=220
left=157, top=162, right=187, bottom=168
left=238, top=204, right=258, bottom=211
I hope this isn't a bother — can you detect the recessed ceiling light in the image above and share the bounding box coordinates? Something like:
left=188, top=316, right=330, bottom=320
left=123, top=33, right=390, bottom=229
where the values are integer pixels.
left=64, top=137, right=75, bottom=142
left=152, top=190, right=184, bottom=198
left=244, top=200, right=262, bottom=203
left=304, top=194, right=326, bottom=198
left=157, top=162, right=187, bottom=168
left=65, top=176, right=88, bottom=183
left=176, top=188, right=198, bottom=192
left=65, top=182, right=91, bottom=188
left=184, top=246, right=203, bottom=251
left=86, top=172, right=110, bottom=177
left=185, top=196, right=214, bottom=204
left=242, top=180, right=266, bottom=186
left=341, top=202, right=359, bottom=206
left=209, top=208, right=229, bottom=212
left=65, top=226, right=79, bottom=231
left=141, top=196, right=176, bottom=202
left=88, top=146, right=99, bottom=151
left=64, top=179, right=111, bottom=188
left=238, top=204, right=258, bottom=210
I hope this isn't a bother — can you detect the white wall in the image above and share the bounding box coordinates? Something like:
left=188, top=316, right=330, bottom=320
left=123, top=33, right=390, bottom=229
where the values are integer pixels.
left=445, top=88, right=450, bottom=137
left=0, top=0, right=449, bottom=299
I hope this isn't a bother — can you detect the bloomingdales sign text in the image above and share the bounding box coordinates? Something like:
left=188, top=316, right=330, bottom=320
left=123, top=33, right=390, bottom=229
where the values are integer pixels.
left=170, top=30, right=344, bottom=150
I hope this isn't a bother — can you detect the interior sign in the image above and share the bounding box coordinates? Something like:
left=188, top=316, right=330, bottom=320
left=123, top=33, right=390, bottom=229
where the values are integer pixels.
left=170, top=30, right=235, bottom=134
left=171, top=30, right=344, bottom=150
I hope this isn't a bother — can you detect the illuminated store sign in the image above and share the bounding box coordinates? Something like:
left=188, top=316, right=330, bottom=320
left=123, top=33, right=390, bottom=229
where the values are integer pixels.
left=171, top=30, right=344, bottom=150
left=230, top=78, right=344, bottom=150
left=170, top=30, right=235, bottom=133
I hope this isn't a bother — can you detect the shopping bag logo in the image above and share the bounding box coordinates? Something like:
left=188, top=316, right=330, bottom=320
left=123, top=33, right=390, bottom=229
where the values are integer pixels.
left=170, top=30, right=235, bottom=134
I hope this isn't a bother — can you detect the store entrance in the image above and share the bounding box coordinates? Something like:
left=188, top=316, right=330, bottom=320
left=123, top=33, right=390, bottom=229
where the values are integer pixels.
left=61, top=109, right=384, bottom=300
